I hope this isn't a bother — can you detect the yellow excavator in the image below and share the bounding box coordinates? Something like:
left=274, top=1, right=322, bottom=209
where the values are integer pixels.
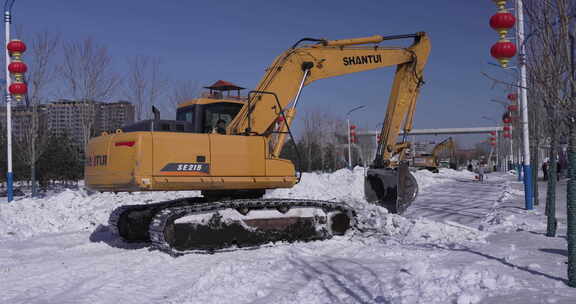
left=85, top=32, right=431, bottom=255
left=412, top=137, right=456, bottom=173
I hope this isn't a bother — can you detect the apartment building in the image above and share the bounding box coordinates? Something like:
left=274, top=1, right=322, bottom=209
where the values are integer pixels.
left=0, top=100, right=134, bottom=148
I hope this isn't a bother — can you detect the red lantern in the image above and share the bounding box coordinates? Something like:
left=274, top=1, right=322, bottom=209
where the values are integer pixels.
left=350, top=125, right=356, bottom=130
left=507, top=93, right=517, bottom=101
left=491, top=40, right=517, bottom=67
left=503, top=132, right=511, bottom=138
left=9, top=83, right=27, bottom=95
left=9, top=82, right=27, bottom=101
left=508, top=104, right=518, bottom=111
left=490, top=12, right=516, bottom=38
left=503, top=117, right=512, bottom=124
left=503, top=125, right=510, bottom=131
left=7, top=39, right=26, bottom=54
left=490, top=136, right=496, bottom=141
left=8, top=61, right=27, bottom=74
left=490, top=131, right=496, bottom=136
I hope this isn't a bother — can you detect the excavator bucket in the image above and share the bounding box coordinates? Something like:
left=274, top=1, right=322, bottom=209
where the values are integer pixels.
left=364, top=162, right=418, bottom=214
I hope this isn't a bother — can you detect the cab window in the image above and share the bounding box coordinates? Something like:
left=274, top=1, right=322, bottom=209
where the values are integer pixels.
left=176, top=106, right=195, bottom=122
left=202, top=103, right=243, bottom=133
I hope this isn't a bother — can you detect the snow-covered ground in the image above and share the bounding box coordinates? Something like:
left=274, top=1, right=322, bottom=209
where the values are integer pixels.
left=1, top=168, right=575, bottom=304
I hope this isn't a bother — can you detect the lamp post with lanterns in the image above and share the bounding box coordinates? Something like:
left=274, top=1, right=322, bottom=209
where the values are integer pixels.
left=489, top=0, right=533, bottom=210
left=4, top=0, right=27, bottom=203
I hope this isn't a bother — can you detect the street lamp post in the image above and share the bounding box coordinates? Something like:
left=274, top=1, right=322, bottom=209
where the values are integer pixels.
left=516, top=0, right=533, bottom=210
left=4, top=0, right=15, bottom=202
left=346, top=105, right=365, bottom=169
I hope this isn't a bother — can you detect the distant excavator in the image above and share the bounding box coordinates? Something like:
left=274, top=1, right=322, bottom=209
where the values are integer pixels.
left=412, top=137, right=456, bottom=173
left=85, top=32, right=431, bottom=255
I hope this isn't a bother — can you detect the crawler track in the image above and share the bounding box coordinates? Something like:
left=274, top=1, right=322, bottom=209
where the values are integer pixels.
left=109, top=198, right=355, bottom=256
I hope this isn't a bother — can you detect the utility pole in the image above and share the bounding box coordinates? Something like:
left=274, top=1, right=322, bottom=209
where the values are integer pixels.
left=516, top=0, right=534, bottom=210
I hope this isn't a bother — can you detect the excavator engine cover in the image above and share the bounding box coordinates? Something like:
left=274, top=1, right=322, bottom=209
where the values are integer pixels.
left=364, top=162, right=418, bottom=214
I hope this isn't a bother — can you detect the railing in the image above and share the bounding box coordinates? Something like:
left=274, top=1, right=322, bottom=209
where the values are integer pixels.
left=200, top=92, right=247, bottom=101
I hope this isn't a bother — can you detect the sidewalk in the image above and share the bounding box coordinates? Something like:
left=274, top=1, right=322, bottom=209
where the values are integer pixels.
left=405, top=174, right=507, bottom=228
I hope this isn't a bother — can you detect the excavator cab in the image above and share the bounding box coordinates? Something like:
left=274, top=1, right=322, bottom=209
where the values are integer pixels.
left=175, top=80, right=246, bottom=133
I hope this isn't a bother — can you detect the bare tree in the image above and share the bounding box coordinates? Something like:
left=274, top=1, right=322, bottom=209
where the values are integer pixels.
left=58, top=38, right=121, bottom=148
left=12, top=30, right=60, bottom=195
left=299, top=108, right=348, bottom=172
left=125, top=56, right=167, bottom=121
left=523, top=0, right=576, bottom=286
left=162, top=79, right=200, bottom=119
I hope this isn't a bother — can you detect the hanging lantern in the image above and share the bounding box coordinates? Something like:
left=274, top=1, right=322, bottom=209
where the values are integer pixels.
left=503, top=132, right=511, bottom=138
left=8, top=61, right=27, bottom=82
left=8, top=61, right=27, bottom=74
left=490, top=136, right=496, bottom=141
left=7, top=39, right=26, bottom=57
left=490, top=11, right=516, bottom=39
left=492, top=0, right=508, bottom=10
left=508, top=104, right=518, bottom=111
left=350, top=125, right=356, bottom=130
left=503, top=117, right=511, bottom=124
left=507, top=93, right=517, bottom=101
left=503, top=125, right=510, bottom=131
left=7, top=39, right=28, bottom=102
left=9, top=83, right=27, bottom=101
left=491, top=40, right=517, bottom=68
left=490, top=131, right=496, bottom=136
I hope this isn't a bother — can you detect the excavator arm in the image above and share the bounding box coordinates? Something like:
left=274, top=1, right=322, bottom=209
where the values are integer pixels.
left=432, top=137, right=455, bottom=159
left=227, top=32, right=430, bottom=213
left=432, top=137, right=456, bottom=168
left=228, top=33, right=431, bottom=164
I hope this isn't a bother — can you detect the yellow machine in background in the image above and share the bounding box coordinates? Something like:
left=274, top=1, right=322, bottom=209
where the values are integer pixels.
left=412, top=137, right=456, bottom=173
left=85, top=33, right=431, bottom=255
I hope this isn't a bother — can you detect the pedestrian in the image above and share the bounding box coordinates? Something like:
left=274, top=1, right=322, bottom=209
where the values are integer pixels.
left=467, top=163, right=473, bottom=172
left=478, top=164, right=485, bottom=183
left=542, top=161, right=548, bottom=181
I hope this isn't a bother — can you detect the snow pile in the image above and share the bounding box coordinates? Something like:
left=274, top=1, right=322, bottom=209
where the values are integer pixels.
left=355, top=207, right=487, bottom=246
left=265, top=167, right=366, bottom=202
left=0, top=189, right=199, bottom=239
left=267, top=166, right=465, bottom=203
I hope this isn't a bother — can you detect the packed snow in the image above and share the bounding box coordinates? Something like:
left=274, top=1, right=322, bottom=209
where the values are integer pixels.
left=1, top=168, right=575, bottom=303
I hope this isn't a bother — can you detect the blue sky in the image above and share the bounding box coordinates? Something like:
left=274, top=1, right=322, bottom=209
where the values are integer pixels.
left=13, top=1, right=516, bottom=147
